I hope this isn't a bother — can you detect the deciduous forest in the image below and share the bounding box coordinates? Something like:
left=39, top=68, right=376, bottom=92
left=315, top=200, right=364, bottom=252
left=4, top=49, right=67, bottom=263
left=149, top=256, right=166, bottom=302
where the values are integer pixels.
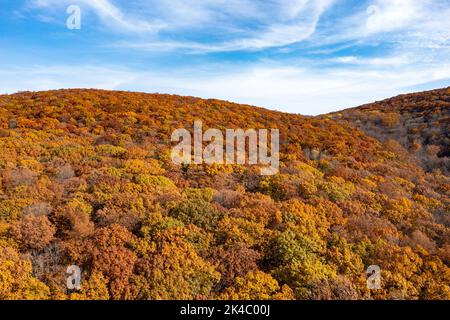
left=327, top=88, right=450, bottom=175
left=0, top=88, right=449, bottom=300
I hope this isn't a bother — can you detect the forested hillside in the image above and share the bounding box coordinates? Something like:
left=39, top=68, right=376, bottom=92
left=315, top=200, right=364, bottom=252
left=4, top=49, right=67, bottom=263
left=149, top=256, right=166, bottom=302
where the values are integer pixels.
left=326, top=88, right=450, bottom=175
left=0, top=89, right=449, bottom=300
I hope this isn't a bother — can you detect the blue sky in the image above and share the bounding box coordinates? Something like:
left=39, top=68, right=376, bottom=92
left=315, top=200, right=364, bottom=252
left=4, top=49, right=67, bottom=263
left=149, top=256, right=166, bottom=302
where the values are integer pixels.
left=1, top=0, right=450, bottom=115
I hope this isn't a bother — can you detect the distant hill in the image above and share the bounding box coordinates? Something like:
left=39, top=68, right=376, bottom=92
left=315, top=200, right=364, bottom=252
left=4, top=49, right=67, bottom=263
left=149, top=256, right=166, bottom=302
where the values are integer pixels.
left=325, top=87, right=450, bottom=175
left=0, top=89, right=449, bottom=300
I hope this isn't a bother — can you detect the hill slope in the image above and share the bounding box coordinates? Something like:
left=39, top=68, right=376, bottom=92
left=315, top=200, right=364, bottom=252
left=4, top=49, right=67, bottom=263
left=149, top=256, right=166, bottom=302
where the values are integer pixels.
left=326, top=87, right=450, bottom=175
left=0, top=89, right=449, bottom=300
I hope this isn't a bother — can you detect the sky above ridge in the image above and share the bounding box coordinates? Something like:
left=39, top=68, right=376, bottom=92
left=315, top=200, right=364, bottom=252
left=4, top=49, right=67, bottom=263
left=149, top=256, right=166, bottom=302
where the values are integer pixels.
left=1, top=0, right=450, bottom=115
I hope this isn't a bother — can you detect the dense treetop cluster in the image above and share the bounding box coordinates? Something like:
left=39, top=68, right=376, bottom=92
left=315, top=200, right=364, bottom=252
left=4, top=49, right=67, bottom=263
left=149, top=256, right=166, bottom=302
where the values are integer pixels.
left=0, top=89, right=449, bottom=300
left=327, top=87, right=450, bottom=174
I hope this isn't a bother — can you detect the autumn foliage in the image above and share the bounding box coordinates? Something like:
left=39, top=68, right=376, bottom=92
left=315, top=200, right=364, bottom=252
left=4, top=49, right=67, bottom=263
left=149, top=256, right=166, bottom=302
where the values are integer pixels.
left=327, top=87, right=450, bottom=175
left=0, top=89, right=449, bottom=300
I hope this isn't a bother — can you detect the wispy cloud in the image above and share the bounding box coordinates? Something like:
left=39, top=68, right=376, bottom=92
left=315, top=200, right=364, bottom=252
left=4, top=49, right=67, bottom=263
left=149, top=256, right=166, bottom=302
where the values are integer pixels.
left=365, top=0, right=424, bottom=34
left=3, top=0, right=449, bottom=114
left=29, top=0, right=164, bottom=32
left=331, top=55, right=412, bottom=67
left=314, top=0, right=450, bottom=48
left=198, top=0, right=334, bottom=51
left=24, top=0, right=450, bottom=52
left=2, top=60, right=449, bottom=115
left=28, top=0, right=335, bottom=51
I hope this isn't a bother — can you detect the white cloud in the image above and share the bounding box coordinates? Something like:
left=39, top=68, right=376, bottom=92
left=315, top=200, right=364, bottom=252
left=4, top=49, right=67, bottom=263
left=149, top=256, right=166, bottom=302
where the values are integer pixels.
left=9, top=0, right=449, bottom=113
left=331, top=55, right=411, bottom=67
left=317, top=0, right=450, bottom=49
left=0, top=65, right=137, bottom=92
left=28, top=0, right=334, bottom=51
left=2, top=61, right=449, bottom=115
left=215, top=0, right=334, bottom=51
left=82, top=0, right=163, bottom=32
left=365, top=0, right=423, bottom=34
left=117, top=0, right=335, bottom=52
left=25, top=0, right=450, bottom=52
left=29, top=0, right=163, bottom=32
